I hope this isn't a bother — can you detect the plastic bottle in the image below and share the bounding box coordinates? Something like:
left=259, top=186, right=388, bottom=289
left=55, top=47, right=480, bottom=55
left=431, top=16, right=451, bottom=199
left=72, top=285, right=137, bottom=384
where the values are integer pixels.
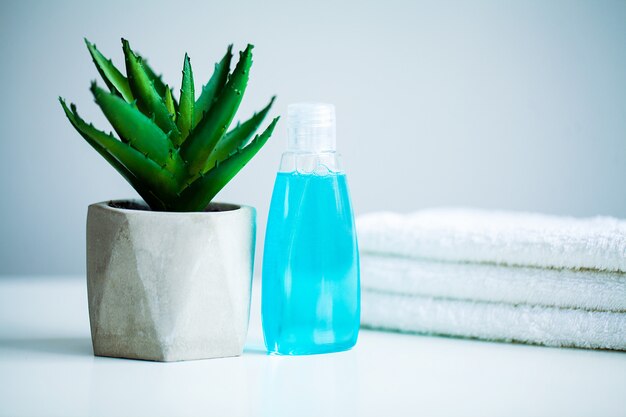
left=261, top=103, right=360, bottom=355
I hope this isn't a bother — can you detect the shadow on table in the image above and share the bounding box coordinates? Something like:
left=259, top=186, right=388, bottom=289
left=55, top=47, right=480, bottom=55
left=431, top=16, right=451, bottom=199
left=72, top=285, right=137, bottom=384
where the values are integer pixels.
left=243, top=343, right=269, bottom=355
left=0, top=337, right=93, bottom=357
left=1, top=338, right=273, bottom=357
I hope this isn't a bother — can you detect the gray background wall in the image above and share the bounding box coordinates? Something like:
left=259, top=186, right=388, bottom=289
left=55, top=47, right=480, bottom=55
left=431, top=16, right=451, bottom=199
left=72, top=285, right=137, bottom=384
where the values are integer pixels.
left=1, top=0, right=625, bottom=276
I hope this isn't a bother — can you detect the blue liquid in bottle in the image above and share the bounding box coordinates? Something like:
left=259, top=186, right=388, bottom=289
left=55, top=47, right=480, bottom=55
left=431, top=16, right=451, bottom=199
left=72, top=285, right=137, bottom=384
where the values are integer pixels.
left=262, top=103, right=360, bottom=355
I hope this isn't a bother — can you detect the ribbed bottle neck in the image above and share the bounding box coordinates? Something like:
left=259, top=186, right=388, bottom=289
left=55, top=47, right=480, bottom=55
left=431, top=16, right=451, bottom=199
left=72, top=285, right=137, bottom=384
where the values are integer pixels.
left=278, top=151, right=344, bottom=175
left=287, top=103, right=336, bottom=152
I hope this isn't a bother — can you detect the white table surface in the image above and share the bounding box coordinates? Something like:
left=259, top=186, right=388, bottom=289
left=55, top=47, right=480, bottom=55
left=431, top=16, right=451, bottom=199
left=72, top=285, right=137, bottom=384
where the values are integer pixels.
left=1, top=276, right=625, bottom=417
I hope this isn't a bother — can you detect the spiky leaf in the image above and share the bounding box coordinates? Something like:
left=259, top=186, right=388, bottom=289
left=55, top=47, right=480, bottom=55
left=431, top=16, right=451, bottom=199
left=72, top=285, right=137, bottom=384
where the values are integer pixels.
left=164, top=86, right=176, bottom=119
left=122, top=39, right=182, bottom=144
left=59, top=98, right=179, bottom=208
left=61, top=39, right=278, bottom=212
left=139, top=56, right=170, bottom=102
left=204, top=96, right=275, bottom=170
left=85, top=39, right=133, bottom=102
left=90, top=83, right=181, bottom=171
left=174, top=117, right=278, bottom=211
left=193, top=45, right=232, bottom=129
left=177, top=53, right=194, bottom=140
left=182, top=45, right=253, bottom=175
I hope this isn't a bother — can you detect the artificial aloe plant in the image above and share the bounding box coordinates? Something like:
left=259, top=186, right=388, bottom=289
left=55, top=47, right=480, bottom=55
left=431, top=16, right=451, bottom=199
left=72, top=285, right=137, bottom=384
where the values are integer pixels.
left=60, top=38, right=278, bottom=212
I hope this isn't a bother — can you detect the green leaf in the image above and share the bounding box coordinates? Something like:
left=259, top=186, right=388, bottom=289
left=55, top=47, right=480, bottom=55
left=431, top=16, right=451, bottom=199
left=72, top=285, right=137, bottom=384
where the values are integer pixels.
left=182, top=44, right=253, bottom=175
left=84, top=39, right=133, bottom=102
left=173, top=117, right=278, bottom=211
left=204, top=96, right=275, bottom=170
left=139, top=56, right=170, bottom=102
left=164, top=86, right=176, bottom=119
left=177, top=53, right=194, bottom=140
left=59, top=98, right=179, bottom=208
left=90, top=83, right=181, bottom=171
left=193, top=45, right=232, bottom=129
left=121, top=38, right=182, bottom=145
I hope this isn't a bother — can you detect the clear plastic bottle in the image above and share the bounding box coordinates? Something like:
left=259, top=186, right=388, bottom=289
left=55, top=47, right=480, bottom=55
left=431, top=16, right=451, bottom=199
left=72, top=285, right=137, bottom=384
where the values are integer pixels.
left=261, top=103, right=360, bottom=355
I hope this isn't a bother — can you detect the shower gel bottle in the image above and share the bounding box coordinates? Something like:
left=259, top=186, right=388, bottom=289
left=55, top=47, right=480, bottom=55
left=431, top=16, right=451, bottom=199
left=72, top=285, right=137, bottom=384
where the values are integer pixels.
left=262, top=103, right=360, bottom=355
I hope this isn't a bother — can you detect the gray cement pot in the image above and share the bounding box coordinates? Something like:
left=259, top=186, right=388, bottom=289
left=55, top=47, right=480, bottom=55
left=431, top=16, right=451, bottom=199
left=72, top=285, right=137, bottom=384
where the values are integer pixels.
left=86, top=200, right=256, bottom=362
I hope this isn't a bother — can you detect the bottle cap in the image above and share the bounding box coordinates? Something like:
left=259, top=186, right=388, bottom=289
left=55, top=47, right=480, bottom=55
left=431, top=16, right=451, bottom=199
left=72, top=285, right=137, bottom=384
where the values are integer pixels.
left=287, top=103, right=336, bottom=152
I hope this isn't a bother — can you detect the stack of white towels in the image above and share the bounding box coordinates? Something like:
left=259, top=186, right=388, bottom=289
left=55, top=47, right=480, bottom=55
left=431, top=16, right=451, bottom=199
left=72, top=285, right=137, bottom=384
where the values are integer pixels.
left=356, top=208, right=626, bottom=350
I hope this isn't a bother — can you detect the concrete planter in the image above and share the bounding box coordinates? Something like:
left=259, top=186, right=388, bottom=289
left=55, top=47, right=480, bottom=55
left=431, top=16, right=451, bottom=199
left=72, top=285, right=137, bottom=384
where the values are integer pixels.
left=86, top=200, right=256, bottom=362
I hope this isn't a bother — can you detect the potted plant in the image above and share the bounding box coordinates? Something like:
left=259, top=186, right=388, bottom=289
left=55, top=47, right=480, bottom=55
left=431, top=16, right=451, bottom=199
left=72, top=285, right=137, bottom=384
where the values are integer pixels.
left=59, top=38, right=278, bottom=361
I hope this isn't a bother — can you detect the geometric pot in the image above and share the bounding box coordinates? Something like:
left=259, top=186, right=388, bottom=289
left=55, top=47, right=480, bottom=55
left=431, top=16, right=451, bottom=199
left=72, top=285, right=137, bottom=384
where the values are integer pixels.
left=86, top=200, right=256, bottom=362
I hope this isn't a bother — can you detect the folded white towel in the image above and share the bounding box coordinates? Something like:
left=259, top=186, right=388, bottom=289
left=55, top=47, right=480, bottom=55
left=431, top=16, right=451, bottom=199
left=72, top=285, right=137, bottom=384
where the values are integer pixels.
left=361, top=290, right=626, bottom=350
left=361, top=254, right=626, bottom=312
left=357, top=208, right=626, bottom=272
